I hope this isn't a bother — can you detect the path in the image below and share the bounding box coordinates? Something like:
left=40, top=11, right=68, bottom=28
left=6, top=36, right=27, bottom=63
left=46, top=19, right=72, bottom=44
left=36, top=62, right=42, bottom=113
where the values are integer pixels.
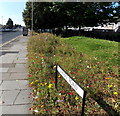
left=0, top=35, right=32, bottom=115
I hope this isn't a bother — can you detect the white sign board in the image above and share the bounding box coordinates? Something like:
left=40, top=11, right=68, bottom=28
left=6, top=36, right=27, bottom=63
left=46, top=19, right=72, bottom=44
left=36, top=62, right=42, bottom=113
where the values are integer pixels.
left=57, top=65, right=84, bottom=98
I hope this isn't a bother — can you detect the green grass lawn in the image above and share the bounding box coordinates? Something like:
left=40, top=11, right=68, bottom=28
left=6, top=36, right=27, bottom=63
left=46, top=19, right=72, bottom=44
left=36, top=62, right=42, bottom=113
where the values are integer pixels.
left=64, top=36, right=118, bottom=66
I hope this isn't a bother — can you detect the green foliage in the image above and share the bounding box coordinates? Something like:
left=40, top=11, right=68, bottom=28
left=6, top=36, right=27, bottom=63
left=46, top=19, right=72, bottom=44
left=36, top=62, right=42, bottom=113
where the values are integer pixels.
left=23, top=2, right=120, bottom=30
left=6, top=18, right=13, bottom=29
left=27, top=33, right=119, bottom=115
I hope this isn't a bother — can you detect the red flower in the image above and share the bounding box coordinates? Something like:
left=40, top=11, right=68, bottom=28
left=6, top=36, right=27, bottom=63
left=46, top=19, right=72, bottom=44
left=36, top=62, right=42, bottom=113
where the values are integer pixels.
left=29, top=107, right=33, bottom=111
left=52, top=81, right=56, bottom=83
left=61, top=90, right=65, bottom=94
left=28, top=74, right=32, bottom=77
left=70, top=72, right=74, bottom=74
left=89, top=85, right=92, bottom=87
left=76, top=73, right=79, bottom=76
left=50, top=78, right=53, bottom=80
left=44, top=109, right=48, bottom=112
left=69, top=92, right=73, bottom=95
left=58, top=77, right=61, bottom=80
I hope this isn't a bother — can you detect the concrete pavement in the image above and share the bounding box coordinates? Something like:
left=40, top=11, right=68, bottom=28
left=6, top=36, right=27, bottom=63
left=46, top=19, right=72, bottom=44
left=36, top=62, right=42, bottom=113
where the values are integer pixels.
left=0, top=35, right=32, bottom=115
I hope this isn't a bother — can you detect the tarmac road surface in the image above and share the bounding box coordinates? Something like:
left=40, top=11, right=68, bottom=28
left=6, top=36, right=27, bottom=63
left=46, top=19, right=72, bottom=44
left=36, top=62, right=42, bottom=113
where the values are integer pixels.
left=1, top=31, right=22, bottom=45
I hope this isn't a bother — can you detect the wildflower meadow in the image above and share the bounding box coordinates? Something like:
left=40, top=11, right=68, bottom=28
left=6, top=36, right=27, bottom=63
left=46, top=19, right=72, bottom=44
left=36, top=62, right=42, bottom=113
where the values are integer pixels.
left=27, top=33, right=119, bottom=115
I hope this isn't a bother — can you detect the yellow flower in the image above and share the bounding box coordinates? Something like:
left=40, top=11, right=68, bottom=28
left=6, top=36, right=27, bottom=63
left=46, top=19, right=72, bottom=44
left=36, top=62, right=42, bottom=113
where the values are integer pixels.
left=53, top=65, right=56, bottom=69
left=113, top=92, right=118, bottom=95
left=30, top=82, right=34, bottom=85
left=105, top=77, right=110, bottom=79
left=41, top=105, right=44, bottom=108
left=44, top=83, right=47, bottom=85
left=40, top=83, right=43, bottom=85
left=35, top=80, right=39, bottom=82
left=58, top=75, right=61, bottom=78
left=109, top=85, right=113, bottom=87
left=48, top=84, right=53, bottom=88
left=75, top=97, right=79, bottom=100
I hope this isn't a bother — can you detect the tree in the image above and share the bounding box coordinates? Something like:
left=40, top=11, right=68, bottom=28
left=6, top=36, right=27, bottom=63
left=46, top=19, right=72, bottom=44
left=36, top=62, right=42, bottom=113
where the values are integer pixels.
left=22, top=2, right=120, bottom=32
left=22, top=2, right=32, bottom=29
left=6, top=18, right=13, bottom=29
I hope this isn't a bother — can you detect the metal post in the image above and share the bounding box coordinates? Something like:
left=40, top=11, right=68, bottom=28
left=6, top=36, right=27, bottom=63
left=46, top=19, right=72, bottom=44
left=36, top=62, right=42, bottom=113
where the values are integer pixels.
left=55, top=65, right=58, bottom=90
left=81, top=91, right=86, bottom=116
left=2, top=16, right=3, bottom=26
left=31, top=0, right=33, bottom=36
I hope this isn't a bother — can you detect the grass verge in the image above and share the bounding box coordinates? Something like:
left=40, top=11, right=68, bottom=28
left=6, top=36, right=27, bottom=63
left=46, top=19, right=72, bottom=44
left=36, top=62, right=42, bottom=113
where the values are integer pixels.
left=27, top=33, right=119, bottom=115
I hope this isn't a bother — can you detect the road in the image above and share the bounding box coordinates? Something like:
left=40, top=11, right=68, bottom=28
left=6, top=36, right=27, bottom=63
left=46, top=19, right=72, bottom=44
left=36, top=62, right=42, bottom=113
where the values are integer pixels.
left=0, top=31, right=22, bottom=45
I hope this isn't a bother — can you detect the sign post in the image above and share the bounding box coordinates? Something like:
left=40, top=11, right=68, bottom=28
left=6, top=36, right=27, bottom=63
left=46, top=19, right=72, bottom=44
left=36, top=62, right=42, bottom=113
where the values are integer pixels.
left=55, top=65, right=58, bottom=90
left=55, top=64, right=86, bottom=116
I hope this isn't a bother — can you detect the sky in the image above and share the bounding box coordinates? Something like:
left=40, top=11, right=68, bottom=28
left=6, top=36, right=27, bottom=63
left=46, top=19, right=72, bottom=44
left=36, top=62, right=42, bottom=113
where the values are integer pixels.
left=0, top=0, right=27, bottom=26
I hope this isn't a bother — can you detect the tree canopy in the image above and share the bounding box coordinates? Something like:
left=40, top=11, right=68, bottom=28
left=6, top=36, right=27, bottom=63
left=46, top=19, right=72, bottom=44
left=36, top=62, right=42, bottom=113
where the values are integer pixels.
left=6, top=18, right=13, bottom=29
left=22, top=2, right=120, bottom=31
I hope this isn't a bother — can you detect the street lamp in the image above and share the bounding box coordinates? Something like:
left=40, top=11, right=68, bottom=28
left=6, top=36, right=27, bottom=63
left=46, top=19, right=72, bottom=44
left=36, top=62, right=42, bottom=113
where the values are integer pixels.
left=2, top=16, right=3, bottom=26
left=31, top=0, right=33, bottom=36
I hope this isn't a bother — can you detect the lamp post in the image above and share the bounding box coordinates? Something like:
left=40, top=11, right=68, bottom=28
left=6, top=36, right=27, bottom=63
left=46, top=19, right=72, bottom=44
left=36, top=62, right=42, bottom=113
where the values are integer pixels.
left=2, top=16, right=3, bottom=26
left=31, top=0, right=33, bottom=36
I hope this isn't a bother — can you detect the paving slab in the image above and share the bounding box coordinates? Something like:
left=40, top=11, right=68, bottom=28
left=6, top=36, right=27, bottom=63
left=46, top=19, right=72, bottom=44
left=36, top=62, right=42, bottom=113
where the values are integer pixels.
left=8, top=67, right=28, bottom=73
left=1, top=104, right=32, bottom=114
left=17, top=80, right=30, bottom=90
left=0, top=91, right=2, bottom=98
left=18, top=54, right=28, bottom=57
left=19, top=50, right=27, bottom=52
left=0, top=99, right=1, bottom=105
left=1, top=80, right=30, bottom=90
left=0, top=68, right=9, bottom=73
left=1, top=90, right=20, bottom=105
left=15, top=63, right=27, bottom=68
left=2, top=54, right=18, bottom=59
left=14, top=90, right=32, bottom=105
left=10, top=73, right=28, bottom=80
left=1, top=54, right=18, bottom=63
left=17, top=57, right=28, bottom=61
left=2, top=58, right=15, bottom=64
left=0, top=81, right=2, bottom=86
left=1, top=81, right=20, bottom=90
left=1, top=63, right=16, bottom=68
left=0, top=56, right=2, bottom=63
left=13, top=59, right=27, bottom=64
left=2, top=72, right=11, bottom=80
